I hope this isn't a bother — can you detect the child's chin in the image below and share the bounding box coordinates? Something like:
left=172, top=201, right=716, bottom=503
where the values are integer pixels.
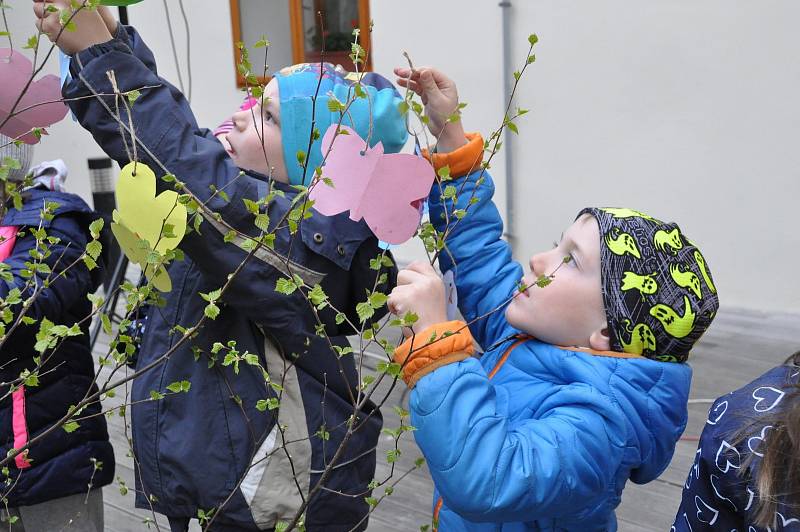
left=505, top=306, right=534, bottom=335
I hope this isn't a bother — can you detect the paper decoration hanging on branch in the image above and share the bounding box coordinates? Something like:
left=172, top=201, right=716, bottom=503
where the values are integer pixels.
left=309, top=125, right=434, bottom=245
left=0, top=49, right=68, bottom=144
left=111, top=162, right=187, bottom=292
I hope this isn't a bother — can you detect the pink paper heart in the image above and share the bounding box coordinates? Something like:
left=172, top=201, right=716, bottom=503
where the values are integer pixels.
left=0, top=48, right=68, bottom=144
left=309, top=125, right=434, bottom=245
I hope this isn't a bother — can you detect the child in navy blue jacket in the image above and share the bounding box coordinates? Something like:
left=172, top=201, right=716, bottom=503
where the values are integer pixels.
left=0, top=143, right=112, bottom=531
left=35, top=4, right=403, bottom=530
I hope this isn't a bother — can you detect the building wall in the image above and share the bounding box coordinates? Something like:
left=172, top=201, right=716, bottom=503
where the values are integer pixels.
left=504, top=1, right=800, bottom=312
left=377, top=0, right=800, bottom=312
left=5, top=1, right=799, bottom=312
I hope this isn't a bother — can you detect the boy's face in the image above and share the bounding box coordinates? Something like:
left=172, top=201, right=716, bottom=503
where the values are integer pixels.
left=225, top=78, right=289, bottom=183
left=506, top=214, right=610, bottom=350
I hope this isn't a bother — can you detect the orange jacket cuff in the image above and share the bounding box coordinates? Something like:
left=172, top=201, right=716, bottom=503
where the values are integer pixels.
left=393, top=321, right=475, bottom=387
left=421, top=133, right=484, bottom=178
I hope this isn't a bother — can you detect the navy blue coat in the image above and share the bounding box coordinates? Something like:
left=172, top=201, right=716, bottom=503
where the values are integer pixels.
left=673, top=363, right=800, bottom=531
left=64, top=26, right=395, bottom=530
left=0, top=188, right=113, bottom=506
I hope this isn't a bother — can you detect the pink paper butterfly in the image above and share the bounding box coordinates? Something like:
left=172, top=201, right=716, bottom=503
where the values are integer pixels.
left=0, top=49, right=68, bottom=145
left=309, top=125, right=434, bottom=245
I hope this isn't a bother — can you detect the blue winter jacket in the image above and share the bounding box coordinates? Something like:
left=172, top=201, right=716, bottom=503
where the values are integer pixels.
left=63, top=27, right=395, bottom=530
left=673, top=363, right=800, bottom=531
left=415, top=168, right=693, bottom=531
left=0, top=188, right=113, bottom=506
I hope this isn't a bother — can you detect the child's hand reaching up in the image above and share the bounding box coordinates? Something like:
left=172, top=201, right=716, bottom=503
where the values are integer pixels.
left=33, top=0, right=112, bottom=55
left=388, top=261, right=448, bottom=338
left=393, top=67, right=467, bottom=153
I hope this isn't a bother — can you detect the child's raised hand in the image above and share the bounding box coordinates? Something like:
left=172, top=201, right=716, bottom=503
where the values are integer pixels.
left=388, top=261, right=448, bottom=338
left=32, top=0, right=112, bottom=55
left=393, top=66, right=467, bottom=153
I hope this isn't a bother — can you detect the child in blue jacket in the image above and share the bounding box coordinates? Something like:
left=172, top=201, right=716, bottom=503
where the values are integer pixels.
left=387, top=66, right=720, bottom=531
left=35, top=4, right=403, bottom=531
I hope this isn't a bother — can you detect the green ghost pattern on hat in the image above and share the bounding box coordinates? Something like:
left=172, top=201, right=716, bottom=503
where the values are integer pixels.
left=579, top=207, right=719, bottom=363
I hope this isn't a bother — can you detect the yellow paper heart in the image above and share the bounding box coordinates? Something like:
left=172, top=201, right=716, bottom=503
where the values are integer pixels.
left=111, top=162, right=187, bottom=292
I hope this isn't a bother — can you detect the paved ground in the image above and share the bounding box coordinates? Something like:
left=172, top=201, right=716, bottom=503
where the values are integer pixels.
left=93, top=303, right=799, bottom=531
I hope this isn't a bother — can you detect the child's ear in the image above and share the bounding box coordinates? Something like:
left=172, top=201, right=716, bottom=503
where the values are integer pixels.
left=589, top=326, right=611, bottom=352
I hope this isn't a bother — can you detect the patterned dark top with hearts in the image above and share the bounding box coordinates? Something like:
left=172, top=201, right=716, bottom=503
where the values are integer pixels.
left=672, top=363, right=800, bottom=531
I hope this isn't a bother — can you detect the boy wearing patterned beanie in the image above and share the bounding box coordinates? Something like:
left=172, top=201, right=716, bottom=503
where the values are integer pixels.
left=37, top=4, right=403, bottom=530
left=387, top=66, right=719, bottom=530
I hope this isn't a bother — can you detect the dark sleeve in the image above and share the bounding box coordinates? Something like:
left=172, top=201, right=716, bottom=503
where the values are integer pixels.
left=61, top=28, right=345, bottom=332
left=672, top=398, right=752, bottom=531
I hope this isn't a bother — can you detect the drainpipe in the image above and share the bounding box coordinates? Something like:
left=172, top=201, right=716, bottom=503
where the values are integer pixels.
left=499, top=0, right=515, bottom=246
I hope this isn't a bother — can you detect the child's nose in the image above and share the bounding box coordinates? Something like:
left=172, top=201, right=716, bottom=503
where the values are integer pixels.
left=529, top=254, right=546, bottom=277
left=232, top=111, right=247, bottom=130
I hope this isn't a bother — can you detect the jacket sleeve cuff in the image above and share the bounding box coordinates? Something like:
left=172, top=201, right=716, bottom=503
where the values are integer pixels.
left=393, top=320, right=475, bottom=388
left=70, top=37, right=132, bottom=76
left=421, top=133, right=484, bottom=178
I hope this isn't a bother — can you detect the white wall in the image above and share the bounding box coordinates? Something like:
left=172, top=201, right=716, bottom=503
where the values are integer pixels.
left=5, top=1, right=799, bottom=312
left=505, top=1, right=800, bottom=311
left=378, top=1, right=800, bottom=312
left=371, top=0, right=508, bottom=265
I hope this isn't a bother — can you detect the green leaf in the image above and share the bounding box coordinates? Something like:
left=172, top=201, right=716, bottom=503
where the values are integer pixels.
left=275, top=277, right=298, bottom=295
left=326, top=96, right=344, bottom=113
left=535, top=274, right=552, bottom=288
left=528, top=33, right=539, bottom=45
left=23, top=35, right=38, bottom=50
left=308, top=284, right=327, bottom=306
left=166, top=380, right=191, bottom=393
left=126, top=89, right=141, bottom=105
left=506, top=121, right=519, bottom=135
left=3, top=288, right=21, bottom=306
left=204, top=302, right=220, bottom=319
left=368, top=292, right=387, bottom=309
left=89, top=218, right=104, bottom=238
left=242, top=198, right=260, bottom=214
left=86, top=239, right=102, bottom=260
left=356, top=301, right=374, bottom=323
left=437, top=165, right=451, bottom=180
left=402, top=312, right=418, bottom=326
left=397, top=101, right=409, bottom=116
left=254, top=213, right=270, bottom=231
left=100, top=313, right=112, bottom=334
left=62, top=421, right=80, bottom=433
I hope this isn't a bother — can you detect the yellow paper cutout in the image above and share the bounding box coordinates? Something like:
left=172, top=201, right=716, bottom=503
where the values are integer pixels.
left=111, top=162, right=187, bottom=292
